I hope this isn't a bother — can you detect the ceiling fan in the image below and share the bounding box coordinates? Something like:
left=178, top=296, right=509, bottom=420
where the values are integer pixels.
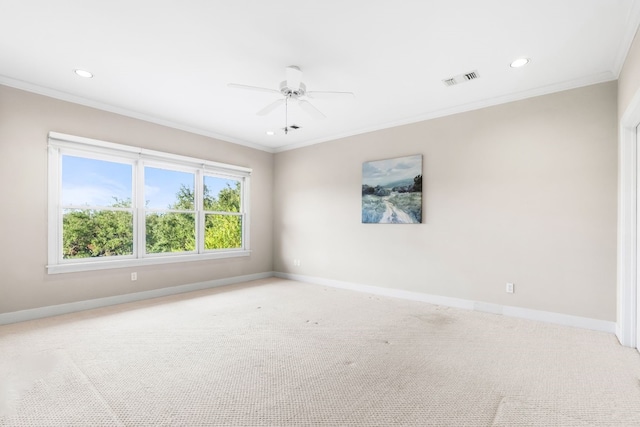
left=228, top=65, right=354, bottom=133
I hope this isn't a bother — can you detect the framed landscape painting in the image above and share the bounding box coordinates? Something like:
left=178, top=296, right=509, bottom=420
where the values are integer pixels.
left=362, top=154, right=422, bottom=224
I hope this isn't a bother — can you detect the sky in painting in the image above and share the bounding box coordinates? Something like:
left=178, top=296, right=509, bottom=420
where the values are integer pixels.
left=362, top=154, right=422, bottom=187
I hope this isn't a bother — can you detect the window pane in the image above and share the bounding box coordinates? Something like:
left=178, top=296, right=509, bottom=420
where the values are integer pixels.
left=205, top=214, right=242, bottom=250
left=62, top=209, right=133, bottom=258
left=145, top=212, right=196, bottom=254
left=204, top=176, right=240, bottom=212
left=145, top=167, right=195, bottom=210
left=62, top=156, right=132, bottom=207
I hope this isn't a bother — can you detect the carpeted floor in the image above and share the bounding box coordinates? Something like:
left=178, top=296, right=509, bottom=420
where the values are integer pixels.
left=1, top=278, right=640, bottom=426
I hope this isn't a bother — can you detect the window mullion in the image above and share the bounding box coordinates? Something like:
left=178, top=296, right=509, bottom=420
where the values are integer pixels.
left=136, top=159, right=146, bottom=258
left=196, top=169, right=204, bottom=254
left=242, top=176, right=250, bottom=250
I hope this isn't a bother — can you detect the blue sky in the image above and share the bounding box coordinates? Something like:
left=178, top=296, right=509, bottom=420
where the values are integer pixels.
left=62, top=155, right=238, bottom=208
left=145, top=166, right=193, bottom=209
left=62, top=156, right=132, bottom=206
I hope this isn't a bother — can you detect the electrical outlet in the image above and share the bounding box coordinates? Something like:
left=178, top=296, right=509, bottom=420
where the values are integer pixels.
left=131, top=272, right=137, bottom=281
left=506, top=282, right=514, bottom=293
left=293, top=259, right=301, bottom=266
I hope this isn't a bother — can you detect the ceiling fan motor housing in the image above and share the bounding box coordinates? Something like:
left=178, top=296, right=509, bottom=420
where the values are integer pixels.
left=280, top=81, right=306, bottom=98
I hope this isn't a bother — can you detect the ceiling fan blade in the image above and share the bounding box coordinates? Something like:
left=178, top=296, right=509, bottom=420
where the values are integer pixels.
left=298, top=99, right=326, bottom=119
left=227, top=83, right=280, bottom=95
left=257, top=98, right=285, bottom=116
left=306, top=90, right=355, bottom=99
left=286, top=66, right=302, bottom=91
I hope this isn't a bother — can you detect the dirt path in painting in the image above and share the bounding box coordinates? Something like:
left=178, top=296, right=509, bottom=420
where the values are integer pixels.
left=380, top=200, right=414, bottom=223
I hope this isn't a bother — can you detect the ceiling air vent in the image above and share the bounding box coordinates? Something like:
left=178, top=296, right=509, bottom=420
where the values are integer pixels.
left=464, top=71, right=478, bottom=81
left=442, top=70, right=480, bottom=87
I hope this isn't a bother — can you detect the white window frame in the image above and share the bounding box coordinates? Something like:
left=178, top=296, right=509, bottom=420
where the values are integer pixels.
left=201, top=172, right=247, bottom=252
left=141, top=161, right=199, bottom=257
left=47, top=132, right=251, bottom=274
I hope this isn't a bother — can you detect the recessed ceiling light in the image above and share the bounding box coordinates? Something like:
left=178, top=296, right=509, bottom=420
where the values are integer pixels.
left=266, top=131, right=275, bottom=136
left=510, top=58, right=530, bottom=68
left=74, top=69, right=93, bottom=78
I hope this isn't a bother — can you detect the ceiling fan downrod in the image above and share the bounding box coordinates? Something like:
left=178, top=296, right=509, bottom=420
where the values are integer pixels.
left=284, top=96, right=289, bottom=134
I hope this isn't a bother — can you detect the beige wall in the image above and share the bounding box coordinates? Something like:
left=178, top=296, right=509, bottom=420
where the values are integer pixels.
left=0, top=80, right=619, bottom=321
left=0, top=85, right=273, bottom=314
left=274, top=82, right=618, bottom=321
left=619, top=28, right=640, bottom=117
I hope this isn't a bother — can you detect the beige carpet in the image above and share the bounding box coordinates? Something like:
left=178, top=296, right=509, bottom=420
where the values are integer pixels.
left=1, top=278, right=640, bottom=426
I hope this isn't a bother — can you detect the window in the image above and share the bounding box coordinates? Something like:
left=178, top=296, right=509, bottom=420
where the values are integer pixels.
left=203, top=176, right=243, bottom=250
left=48, top=132, right=251, bottom=274
left=61, top=155, right=135, bottom=259
left=144, top=166, right=196, bottom=255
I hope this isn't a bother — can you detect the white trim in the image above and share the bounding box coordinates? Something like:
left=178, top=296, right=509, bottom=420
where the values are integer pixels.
left=0, top=272, right=273, bottom=325
left=47, top=132, right=251, bottom=273
left=0, top=76, right=274, bottom=153
left=0, top=71, right=620, bottom=154
left=49, top=132, right=252, bottom=176
left=2, top=271, right=617, bottom=334
left=47, top=250, right=251, bottom=274
left=196, top=168, right=205, bottom=254
left=274, top=71, right=617, bottom=153
left=612, top=0, right=640, bottom=77
left=617, top=87, right=640, bottom=347
left=135, top=159, right=145, bottom=257
left=242, top=176, right=251, bottom=251
left=276, top=272, right=616, bottom=334
left=47, top=145, right=60, bottom=267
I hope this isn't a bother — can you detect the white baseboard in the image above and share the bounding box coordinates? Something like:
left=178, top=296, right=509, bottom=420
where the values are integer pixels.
left=0, top=272, right=274, bottom=325
left=2, top=271, right=616, bottom=335
left=275, top=272, right=616, bottom=334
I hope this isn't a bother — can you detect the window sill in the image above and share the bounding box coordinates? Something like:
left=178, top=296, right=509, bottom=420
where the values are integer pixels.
left=47, top=250, right=251, bottom=274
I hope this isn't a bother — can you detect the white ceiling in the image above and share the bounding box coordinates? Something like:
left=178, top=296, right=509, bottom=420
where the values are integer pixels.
left=1, top=0, right=639, bottom=152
